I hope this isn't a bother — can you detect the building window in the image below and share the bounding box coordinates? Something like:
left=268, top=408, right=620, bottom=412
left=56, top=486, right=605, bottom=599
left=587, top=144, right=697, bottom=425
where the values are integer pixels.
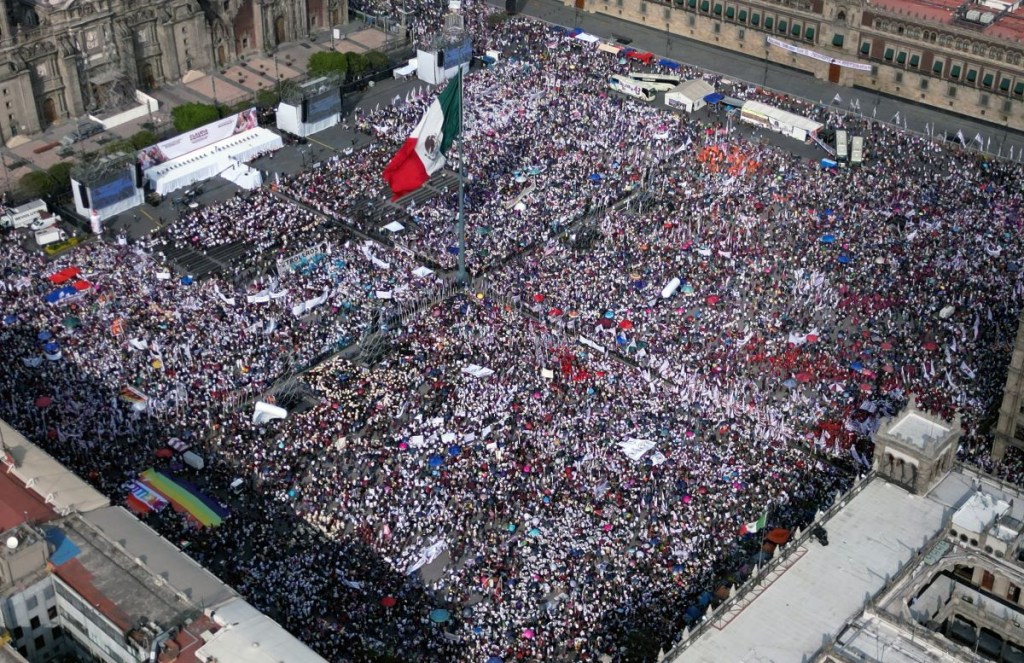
left=12, top=627, right=23, bottom=639
left=950, top=64, right=961, bottom=79
left=980, top=93, right=989, bottom=107
left=983, top=72, right=994, bottom=88
left=792, top=23, right=801, bottom=36
left=966, top=69, right=978, bottom=83
left=1000, top=78, right=1011, bottom=92
left=726, top=6, right=734, bottom=18
left=663, top=6, right=671, bottom=19
left=884, top=47, right=894, bottom=61
left=948, top=85, right=957, bottom=98
left=738, top=8, right=746, bottom=21
left=1005, top=99, right=1014, bottom=113
left=1015, top=82, right=1024, bottom=97
left=713, top=2, right=722, bottom=14
left=896, top=51, right=907, bottom=64
left=751, top=13, right=759, bottom=25
left=920, top=78, right=928, bottom=90
left=33, top=636, right=44, bottom=651
left=933, top=60, right=943, bottom=74
left=700, top=0, right=709, bottom=11
left=713, top=22, right=720, bottom=32
left=25, top=596, right=38, bottom=611
left=895, top=72, right=903, bottom=83
left=860, top=41, right=869, bottom=55
left=909, top=54, right=920, bottom=68
left=29, top=616, right=40, bottom=630
left=688, top=14, right=695, bottom=25
left=47, top=606, right=57, bottom=620
left=778, top=19, right=787, bottom=33
left=738, top=28, right=745, bottom=39
left=833, top=34, right=844, bottom=47
left=764, top=16, right=773, bottom=29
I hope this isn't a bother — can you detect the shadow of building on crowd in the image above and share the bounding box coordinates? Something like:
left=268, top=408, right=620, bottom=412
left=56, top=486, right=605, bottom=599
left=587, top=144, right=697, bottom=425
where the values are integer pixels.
left=0, top=318, right=465, bottom=663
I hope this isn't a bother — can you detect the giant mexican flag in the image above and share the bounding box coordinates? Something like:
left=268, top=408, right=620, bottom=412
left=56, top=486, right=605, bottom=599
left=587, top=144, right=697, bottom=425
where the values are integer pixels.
left=383, top=72, right=462, bottom=199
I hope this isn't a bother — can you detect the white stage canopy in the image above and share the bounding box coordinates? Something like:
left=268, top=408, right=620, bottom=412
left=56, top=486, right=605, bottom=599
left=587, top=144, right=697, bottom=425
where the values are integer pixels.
left=144, top=127, right=282, bottom=195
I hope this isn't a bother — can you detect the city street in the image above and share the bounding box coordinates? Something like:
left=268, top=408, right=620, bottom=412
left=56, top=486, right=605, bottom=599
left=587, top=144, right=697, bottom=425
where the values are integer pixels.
left=500, top=0, right=1024, bottom=158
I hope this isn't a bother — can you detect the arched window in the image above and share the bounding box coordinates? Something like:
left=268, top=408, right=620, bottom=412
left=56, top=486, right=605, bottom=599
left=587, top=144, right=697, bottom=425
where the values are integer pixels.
left=836, top=9, right=846, bottom=21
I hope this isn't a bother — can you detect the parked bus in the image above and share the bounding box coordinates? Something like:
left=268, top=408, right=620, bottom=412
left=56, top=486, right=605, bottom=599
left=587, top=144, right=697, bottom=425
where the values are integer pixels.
left=627, top=72, right=682, bottom=92
left=608, top=74, right=657, bottom=102
left=835, top=130, right=849, bottom=162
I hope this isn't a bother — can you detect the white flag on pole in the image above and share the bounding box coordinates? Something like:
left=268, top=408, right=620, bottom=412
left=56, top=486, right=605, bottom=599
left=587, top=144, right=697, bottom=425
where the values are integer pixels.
left=956, top=130, right=966, bottom=146
left=832, top=93, right=842, bottom=104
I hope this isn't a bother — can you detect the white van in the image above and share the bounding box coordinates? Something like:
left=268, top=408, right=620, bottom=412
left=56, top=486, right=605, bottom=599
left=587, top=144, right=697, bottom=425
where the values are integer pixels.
left=850, top=136, right=865, bottom=165
left=182, top=450, right=205, bottom=470
left=1, top=199, right=48, bottom=229
left=35, top=227, right=67, bottom=246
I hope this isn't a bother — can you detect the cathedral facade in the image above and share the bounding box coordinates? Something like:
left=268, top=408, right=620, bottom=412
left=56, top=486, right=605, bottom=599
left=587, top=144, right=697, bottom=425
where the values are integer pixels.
left=0, top=0, right=344, bottom=139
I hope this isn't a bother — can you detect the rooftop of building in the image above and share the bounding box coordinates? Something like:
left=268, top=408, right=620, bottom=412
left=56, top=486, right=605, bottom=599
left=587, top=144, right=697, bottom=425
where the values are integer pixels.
left=869, top=0, right=1024, bottom=44
left=673, top=477, right=951, bottom=662
left=0, top=418, right=108, bottom=518
left=196, top=599, right=327, bottom=663
left=0, top=470, right=58, bottom=531
left=50, top=513, right=194, bottom=635
left=81, top=506, right=237, bottom=609
left=951, top=490, right=1011, bottom=533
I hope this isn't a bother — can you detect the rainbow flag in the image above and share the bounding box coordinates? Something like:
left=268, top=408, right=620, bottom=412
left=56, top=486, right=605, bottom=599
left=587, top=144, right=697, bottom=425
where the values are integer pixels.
left=140, top=469, right=225, bottom=527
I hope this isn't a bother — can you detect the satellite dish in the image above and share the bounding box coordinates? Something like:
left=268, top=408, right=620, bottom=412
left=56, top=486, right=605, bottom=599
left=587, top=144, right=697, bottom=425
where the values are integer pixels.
left=6, top=536, right=18, bottom=550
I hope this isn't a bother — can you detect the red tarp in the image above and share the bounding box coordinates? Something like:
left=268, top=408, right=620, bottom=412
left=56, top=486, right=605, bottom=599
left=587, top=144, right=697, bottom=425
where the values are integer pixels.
left=48, top=266, right=81, bottom=285
left=71, top=280, right=91, bottom=292
left=627, top=51, right=654, bottom=64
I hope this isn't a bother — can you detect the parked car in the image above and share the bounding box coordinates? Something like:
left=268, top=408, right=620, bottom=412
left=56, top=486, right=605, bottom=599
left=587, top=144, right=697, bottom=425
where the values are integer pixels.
left=28, top=214, right=58, bottom=232
left=59, top=121, right=105, bottom=147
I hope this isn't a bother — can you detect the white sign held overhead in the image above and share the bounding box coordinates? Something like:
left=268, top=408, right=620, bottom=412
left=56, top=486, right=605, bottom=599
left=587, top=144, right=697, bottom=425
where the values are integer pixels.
left=618, top=438, right=656, bottom=462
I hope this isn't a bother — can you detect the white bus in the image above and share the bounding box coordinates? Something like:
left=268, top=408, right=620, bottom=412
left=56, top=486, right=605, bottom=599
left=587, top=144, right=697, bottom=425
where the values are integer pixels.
left=835, top=130, right=849, bottom=162
left=850, top=135, right=864, bottom=165
left=608, top=74, right=657, bottom=102
left=627, top=72, right=681, bottom=92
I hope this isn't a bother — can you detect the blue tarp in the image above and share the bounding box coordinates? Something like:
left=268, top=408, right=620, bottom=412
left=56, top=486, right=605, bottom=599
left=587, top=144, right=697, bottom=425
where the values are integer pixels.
left=658, top=58, right=680, bottom=69
left=45, top=527, right=81, bottom=566
left=821, top=158, right=838, bottom=169
left=704, top=92, right=725, bottom=104
left=44, top=286, right=78, bottom=304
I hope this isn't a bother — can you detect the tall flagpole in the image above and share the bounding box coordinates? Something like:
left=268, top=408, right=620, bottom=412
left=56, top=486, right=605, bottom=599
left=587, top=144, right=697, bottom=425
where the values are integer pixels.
left=456, top=70, right=467, bottom=285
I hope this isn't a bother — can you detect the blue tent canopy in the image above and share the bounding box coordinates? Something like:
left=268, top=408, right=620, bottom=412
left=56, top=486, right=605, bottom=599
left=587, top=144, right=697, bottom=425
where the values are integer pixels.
left=45, top=527, right=81, bottom=566
left=704, top=92, right=725, bottom=104
left=43, top=342, right=60, bottom=353
left=659, top=58, right=680, bottom=69
left=838, top=255, right=852, bottom=264
left=180, top=276, right=194, bottom=286
left=820, top=234, right=836, bottom=244
left=588, top=173, right=603, bottom=182
left=698, top=590, right=713, bottom=606
left=428, top=454, right=444, bottom=468
left=850, top=361, right=864, bottom=372
left=37, top=330, right=52, bottom=341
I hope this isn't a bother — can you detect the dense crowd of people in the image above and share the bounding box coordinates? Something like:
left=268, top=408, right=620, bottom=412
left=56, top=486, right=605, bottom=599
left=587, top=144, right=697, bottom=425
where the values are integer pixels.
left=1, top=3, right=1024, bottom=662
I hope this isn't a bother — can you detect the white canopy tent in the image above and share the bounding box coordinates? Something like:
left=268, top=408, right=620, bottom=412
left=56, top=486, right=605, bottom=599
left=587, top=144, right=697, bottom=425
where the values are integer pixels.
left=738, top=100, right=824, bottom=141
left=664, top=79, right=715, bottom=113
left=144, top=127, right=282, bottom=195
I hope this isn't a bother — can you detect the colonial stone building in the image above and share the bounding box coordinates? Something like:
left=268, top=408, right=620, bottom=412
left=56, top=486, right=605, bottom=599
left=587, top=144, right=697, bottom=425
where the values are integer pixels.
left=0, top=0, right=343, bottom=139
left=567, top=0, right=1024, bottom=131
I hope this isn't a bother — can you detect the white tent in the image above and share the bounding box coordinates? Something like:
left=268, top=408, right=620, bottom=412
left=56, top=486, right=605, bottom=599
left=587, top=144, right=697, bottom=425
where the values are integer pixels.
left=665, top=79, right=715, bottom=113
left=738, top=100, right=824, bottom=142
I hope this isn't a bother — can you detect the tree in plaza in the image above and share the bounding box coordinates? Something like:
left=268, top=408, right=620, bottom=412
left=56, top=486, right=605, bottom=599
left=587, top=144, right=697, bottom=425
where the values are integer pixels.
left=307, top=51, right=348, bottom=78
left=171, top=102, right=223, bottom=132
left=128, top=130, right=158, bottom=150
left=19, top=171, right=53, bottom=199
left=47, top=162, right=74, bottom=198
left=364, top=50, right=390, bottom=72
left=345, top=52, right=368, bottom=77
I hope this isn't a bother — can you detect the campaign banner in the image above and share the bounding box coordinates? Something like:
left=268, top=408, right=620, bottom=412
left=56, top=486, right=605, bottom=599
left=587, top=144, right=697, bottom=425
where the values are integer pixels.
left=138, top=108, right=258, bottom=170
left=766, top=36, right=872, bottom=71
